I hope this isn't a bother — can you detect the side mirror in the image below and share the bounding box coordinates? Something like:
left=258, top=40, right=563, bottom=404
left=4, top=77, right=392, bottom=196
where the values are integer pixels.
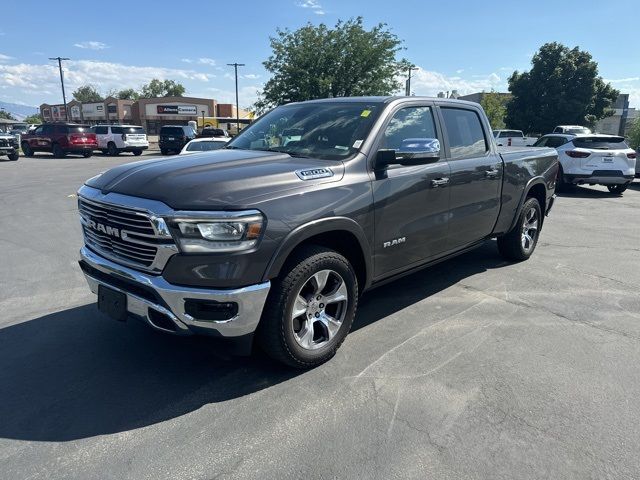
left=375, top=138, right=440, bottom=169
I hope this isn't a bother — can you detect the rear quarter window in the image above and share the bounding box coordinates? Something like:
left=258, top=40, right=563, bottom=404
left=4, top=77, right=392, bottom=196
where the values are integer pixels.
left=572, top=137, right=628, bottom=149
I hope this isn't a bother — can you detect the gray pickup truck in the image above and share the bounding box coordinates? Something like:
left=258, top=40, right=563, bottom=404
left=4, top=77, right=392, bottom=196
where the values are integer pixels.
left=78, top=97, right=558, bottom=367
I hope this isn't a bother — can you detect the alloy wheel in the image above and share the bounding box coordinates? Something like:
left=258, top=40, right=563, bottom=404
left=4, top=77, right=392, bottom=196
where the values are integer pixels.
left=521, top=206, right=539, bottom=253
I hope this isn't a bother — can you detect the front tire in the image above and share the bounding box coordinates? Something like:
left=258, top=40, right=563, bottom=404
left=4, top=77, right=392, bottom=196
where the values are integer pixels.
left=21, top=142, right=33, bottom=157
left=107, top=142, right=119, bottom=156
left=258, top=246, right=358, bottom=368
left=497, top=197, right=542, bottom=261
left=607, top=184, right=628, bottom=195
left=8, top=152, right=19, bottom=161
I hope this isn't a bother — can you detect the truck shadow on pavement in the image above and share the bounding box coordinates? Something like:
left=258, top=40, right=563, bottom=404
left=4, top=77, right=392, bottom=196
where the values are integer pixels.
left=0, top=242, right=506, bottom=442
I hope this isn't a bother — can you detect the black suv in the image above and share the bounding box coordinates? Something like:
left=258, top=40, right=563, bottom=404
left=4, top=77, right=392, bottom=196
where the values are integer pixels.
left=159, top=125, right=197, bottom=155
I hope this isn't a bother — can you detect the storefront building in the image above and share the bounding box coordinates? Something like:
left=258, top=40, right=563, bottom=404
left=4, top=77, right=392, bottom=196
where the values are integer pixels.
left=132, top=96, right=217, bottom=135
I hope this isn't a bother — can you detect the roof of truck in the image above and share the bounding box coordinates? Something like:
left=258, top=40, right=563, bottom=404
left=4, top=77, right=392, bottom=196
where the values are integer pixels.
left=291, top=96, right=480, bottom=107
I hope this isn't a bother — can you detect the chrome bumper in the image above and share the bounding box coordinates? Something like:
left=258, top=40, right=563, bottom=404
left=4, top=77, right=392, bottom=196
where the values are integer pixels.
left=80, top=246, right=270, bottom=338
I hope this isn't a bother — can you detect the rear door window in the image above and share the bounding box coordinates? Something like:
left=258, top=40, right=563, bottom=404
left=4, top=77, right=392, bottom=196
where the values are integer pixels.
left=545, top=137, right=567, bottom=148
left=441, top=108, right=488, bottom=158
left=111, top=126, right=123, bottom=134
left=94, top=126, right=108, bottom=135
left=572, top=137, right=628, bottom=150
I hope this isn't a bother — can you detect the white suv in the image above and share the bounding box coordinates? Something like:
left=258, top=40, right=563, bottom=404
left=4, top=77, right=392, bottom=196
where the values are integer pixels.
left=534, top=134, right=636, bottom=194
left=93, top=125, right=149, bottom=156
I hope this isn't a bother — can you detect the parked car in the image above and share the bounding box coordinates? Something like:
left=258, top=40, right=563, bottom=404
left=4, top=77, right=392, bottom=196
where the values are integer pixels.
left=21, top=123, right=97, bottom=158
left=535, top=134, right=636, bottom=194
left=0, top=131, right=19, bottom=160
left=492, top=129, right=537, bottom=147
left=179, top=137, right=229, bottom=154
left=93, top=125, right=149, bottom=156
left=553, top=125, right=592, bottom=135
left=159, top=125, right=197, bottom=155
left=77, top=96, right=558, bottom=368
left=199, top=127, right=229, bottom=138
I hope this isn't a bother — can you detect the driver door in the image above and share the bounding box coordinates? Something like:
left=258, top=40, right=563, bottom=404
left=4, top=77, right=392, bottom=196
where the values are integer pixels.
left=371, top=104, right=451, bottom=279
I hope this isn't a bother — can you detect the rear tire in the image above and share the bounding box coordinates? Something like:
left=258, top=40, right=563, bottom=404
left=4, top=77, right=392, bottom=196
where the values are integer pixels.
left=133, top=150, right=143, bottom=156
left=8, top=152, right=19, bottom=161
left=160, top=148, right=169, bottom=155
left=257, top=245, right=358, bottom=368
left=52, top=144, right=65, bottom=158
left=497, top=197, right=542, bottom=262
left=555, top=164, right=573, bottom=192
left=21, top=142, right=33, bottom=157
left=82, top=151, right=92, bottom=158
left=607, top=184, right=628, bottom=195
left=107, top=142, right=119, bottom=156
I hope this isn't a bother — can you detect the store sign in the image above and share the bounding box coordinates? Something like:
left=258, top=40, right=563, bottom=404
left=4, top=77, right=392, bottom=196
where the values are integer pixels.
left=96, top=105, right=104, bottom=111
left=70, top=106, right=81, bottom=118
left=157, top=105, right=198, bottom=115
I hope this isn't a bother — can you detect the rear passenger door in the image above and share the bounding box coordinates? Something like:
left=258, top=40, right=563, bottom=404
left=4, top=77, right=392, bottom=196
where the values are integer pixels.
left=94, top=126, right=108, bottom=148
left=437, top=105, right=502, bottom=251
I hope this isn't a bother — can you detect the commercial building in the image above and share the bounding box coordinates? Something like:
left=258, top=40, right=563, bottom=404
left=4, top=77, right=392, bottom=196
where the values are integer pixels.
left=40, top=97, right=134, bottom=125
left=131, top=96, right=217, bottom=135
left=594, top=94, right=632, bottom=136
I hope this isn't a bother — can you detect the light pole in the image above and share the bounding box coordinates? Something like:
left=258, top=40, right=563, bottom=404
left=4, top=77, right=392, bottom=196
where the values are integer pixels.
left=49, top=57, right=70, bottom=121
left=226, top=62, right=245, bottom=135
left=405, top=65, right=419, bottom=96
left=201, top=110, right=205, bottom=132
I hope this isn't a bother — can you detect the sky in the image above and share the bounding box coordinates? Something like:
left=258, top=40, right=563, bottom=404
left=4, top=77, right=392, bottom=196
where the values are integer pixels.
left=0, top=0, right=638, bottom=109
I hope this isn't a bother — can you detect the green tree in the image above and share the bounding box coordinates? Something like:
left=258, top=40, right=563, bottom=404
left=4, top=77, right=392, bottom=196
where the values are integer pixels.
left=627, top=118, right=640, bottom=150
left=0, top=110, right=16, bottom=120
left=506, top=42, right=618, bottom=134
left=24, top=113, right=43, bottom=124
left=72, top=84, right=103, bottom=102
left=140, top=79, right=186, bottom=98
left=117, top=88, right=140, bottom=100
left=480, top=91, right=507, bottom=129
left=255, top=17, right=407, bottom=112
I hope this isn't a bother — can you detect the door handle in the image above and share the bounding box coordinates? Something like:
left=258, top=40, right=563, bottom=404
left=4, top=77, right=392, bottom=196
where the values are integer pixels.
left=431, top=177, right=449, bottom=187
left=485, top=168, right=499, bottom=178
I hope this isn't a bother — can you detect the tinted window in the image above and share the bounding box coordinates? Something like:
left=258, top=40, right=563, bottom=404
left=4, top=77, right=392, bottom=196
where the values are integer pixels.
left=532, top=137, right=547, bottom=147
left=41, top=125, right=54, bottom=134
left=545, top=137, right=567, bottom=148
left=186, top=140, right=227, bottom=151
left=34, top=126, right=44, bottom=134
left=161, top=126, right=184, bottom=135
left=441, top=108, right=488, bottom=158
left=381, top=106, right=437, bottom=150
left=572, top=137, right=628, bottom=150
left=111, top=126, right=123, bottom=134
left=565, top=127, right=591, bottom=135
left=124, top=126, right=145, bottom=134
left=94, top=126, right=108, bottom=135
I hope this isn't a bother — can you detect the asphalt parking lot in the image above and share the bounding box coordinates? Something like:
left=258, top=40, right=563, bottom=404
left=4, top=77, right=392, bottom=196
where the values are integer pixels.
left=1, top=153, right=640, bottom=480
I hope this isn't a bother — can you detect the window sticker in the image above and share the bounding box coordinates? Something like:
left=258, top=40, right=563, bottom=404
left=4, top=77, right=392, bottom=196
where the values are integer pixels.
left=360, top=110, right=371, bottom=117
left=353, top=139, right=363, bottom=148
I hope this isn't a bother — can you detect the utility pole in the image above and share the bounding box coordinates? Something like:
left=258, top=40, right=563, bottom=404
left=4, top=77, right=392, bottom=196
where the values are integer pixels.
left=49, top=57, right=70, bottom=121
left=405, top=65, right=419, bottom=96
left=226, top=62, right=245, bottom=135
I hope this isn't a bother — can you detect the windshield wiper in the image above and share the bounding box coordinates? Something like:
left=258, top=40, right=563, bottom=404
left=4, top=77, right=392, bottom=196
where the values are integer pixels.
left=223, top=145, right=242, bottom=150
left=263, top=148, right=311, bottom=158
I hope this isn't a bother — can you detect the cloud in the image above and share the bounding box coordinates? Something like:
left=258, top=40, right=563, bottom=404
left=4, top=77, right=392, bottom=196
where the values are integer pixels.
left=181, top=58, right=193, bottom=63
left=0, top=53, right=13, bottom=62
left=242, top=73, right=261, bottom=79
left=455, top=69, right=464, bottom=74
left=0, top=60, right=214, bottom=97
left=73, top=41, right=109, bottom=50
left=198, top=57, right=216, bottom=66
left=296, top=0, right=325, bottom=15
left=407, top=67, right=506, bottom=97
left=605, top=77, right=640, bottom=83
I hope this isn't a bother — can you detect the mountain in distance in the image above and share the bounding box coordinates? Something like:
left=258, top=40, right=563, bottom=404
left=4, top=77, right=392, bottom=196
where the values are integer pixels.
left=0, top=100, right=39, bottom=121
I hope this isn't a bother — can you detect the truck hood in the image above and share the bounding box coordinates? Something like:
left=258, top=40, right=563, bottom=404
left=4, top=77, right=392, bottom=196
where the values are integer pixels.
left=86, top=149, right=345, bottom=210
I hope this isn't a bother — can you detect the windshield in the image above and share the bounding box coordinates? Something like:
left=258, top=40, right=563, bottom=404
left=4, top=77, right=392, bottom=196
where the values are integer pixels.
left=227, top=102, right=382, bottom=160
left=565, top=127, right=591, bottom=135
left=186, top=140, right=227, bottom=151
left=161, top=127, right=183, bottom=135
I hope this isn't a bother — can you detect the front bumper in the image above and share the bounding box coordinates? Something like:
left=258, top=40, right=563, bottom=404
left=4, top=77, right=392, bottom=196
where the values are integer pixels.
left=79, top=246, right=270, bottom=338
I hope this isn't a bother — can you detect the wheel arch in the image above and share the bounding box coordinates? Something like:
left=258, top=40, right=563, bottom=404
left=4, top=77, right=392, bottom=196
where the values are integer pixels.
left=263, top=217, right=372, bottom=292
left=507, top=177, right=548, bottom=232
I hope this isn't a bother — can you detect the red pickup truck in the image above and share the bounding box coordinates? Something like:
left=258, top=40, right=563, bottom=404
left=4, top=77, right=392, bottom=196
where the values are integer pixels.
left=21, top=123, right=97, bottom=158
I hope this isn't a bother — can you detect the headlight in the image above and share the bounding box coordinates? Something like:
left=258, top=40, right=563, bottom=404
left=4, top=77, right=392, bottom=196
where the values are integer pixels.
left=170, top=211, right=264, bottom=253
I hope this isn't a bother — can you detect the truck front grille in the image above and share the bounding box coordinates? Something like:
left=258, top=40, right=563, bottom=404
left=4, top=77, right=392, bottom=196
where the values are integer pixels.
left=79, top=198, right=163, bottom=269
